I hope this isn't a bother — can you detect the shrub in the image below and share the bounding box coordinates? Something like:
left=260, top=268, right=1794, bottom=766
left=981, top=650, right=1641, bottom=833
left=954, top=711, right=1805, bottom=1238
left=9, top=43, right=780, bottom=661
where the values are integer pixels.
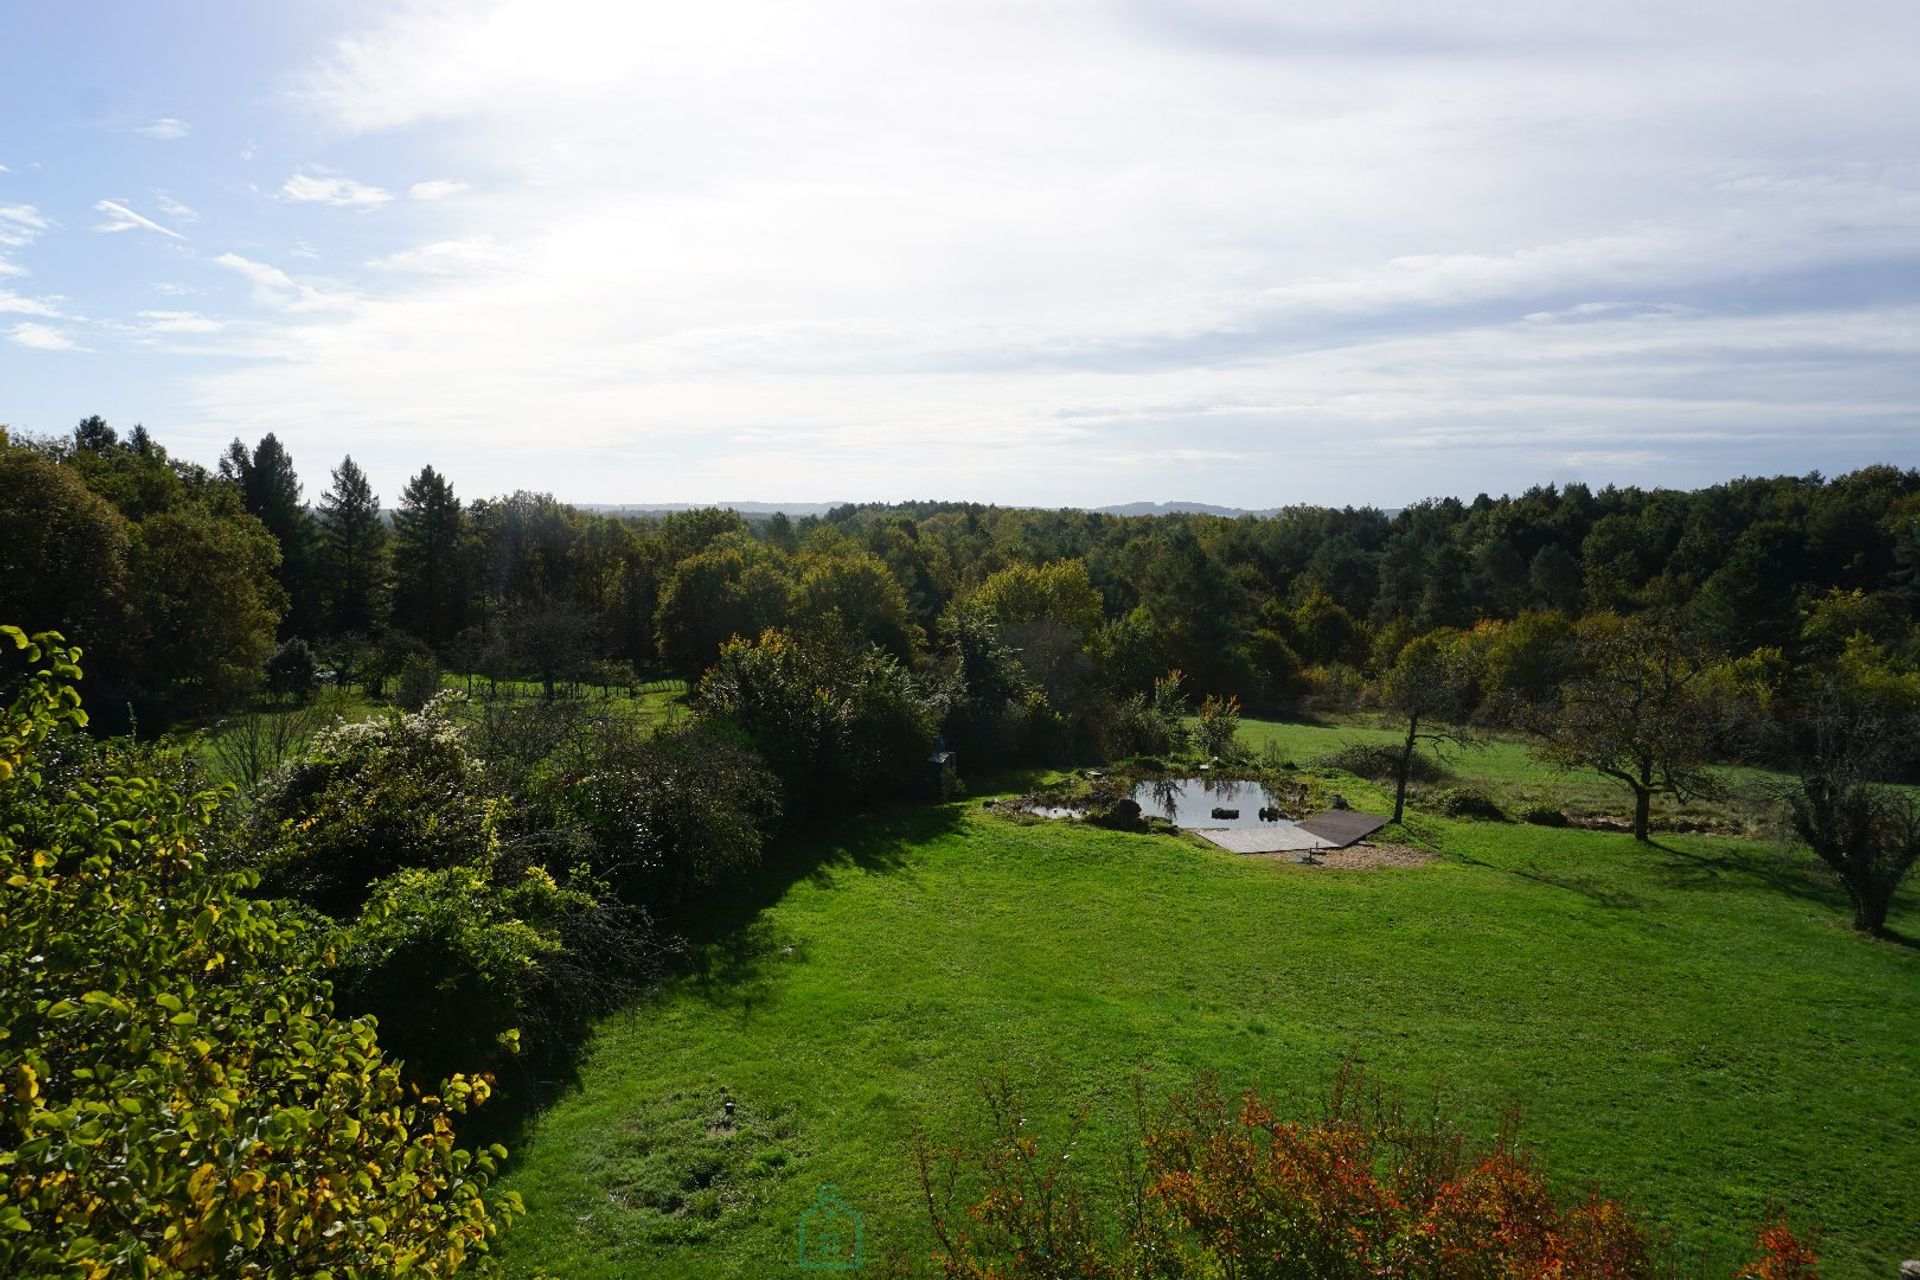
left=698, top=627, right=939, bottom=817
left=1523, top=803, right=1571, bottom=827
left=251, top=694, right=502, bottom=915
left=1316, top=742, right=1452, bottom=785
left=909, top=1066, right=1815, bottom=1280
left=541, top=722, right=781, bottom=910
left=333, top=863, right=658, bottom=1089
left=0, top=628, right=517, bottom=1277
left=264, top=636, right=318, bottom=701
left=362, top=629, right=435, bottom=700
left=1112, top=670, right=1189, bottom=758
left=394, top=651, right=443, bottom=711
left=1428, top=785, right=1509, bottom=821
left=1193, top=692, right=1242, bottom=760
left=938, top=611, right=1053, bottom=770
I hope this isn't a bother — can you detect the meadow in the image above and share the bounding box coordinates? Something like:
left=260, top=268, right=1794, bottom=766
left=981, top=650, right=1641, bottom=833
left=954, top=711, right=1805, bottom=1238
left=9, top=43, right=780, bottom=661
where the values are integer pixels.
left=494, top=718, right=1920, bottom=1278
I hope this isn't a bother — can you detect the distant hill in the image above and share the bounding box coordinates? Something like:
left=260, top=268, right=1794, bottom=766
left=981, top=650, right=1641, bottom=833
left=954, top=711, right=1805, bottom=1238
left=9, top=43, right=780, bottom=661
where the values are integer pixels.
left=575, top=499, right=1397, bottom=519
left=1093, top=500, right=1283, bottom=518
left=578, top=501, right=850, bottom=519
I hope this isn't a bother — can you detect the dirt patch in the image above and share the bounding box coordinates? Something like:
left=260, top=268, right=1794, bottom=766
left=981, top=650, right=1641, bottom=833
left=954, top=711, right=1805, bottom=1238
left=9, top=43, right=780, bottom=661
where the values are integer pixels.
left=1250, top=842, right=1437, bottom=870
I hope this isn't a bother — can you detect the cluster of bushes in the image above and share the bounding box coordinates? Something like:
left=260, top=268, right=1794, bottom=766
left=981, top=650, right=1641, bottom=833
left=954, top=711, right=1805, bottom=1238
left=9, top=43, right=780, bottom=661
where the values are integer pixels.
left=240, top=696, right=652, bottom=1093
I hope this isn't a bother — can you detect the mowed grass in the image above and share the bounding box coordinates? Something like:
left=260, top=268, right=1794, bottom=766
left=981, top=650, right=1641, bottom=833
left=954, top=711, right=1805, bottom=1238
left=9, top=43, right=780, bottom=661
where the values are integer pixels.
left=1236, top=715, right=1779, bottom=825
left=495, top=724, right=1920, bottom=1279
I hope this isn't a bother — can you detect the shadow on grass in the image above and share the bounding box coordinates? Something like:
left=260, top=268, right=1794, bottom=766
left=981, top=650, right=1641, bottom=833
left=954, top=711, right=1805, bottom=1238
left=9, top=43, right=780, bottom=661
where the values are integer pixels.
left=1449, top=845, right=1649, bottom=910
left=1644, top=837, right=1846, bottom=914
left=674, top=801, right=966, bottom=1020
left=466, top=800, right=965, bottom=1150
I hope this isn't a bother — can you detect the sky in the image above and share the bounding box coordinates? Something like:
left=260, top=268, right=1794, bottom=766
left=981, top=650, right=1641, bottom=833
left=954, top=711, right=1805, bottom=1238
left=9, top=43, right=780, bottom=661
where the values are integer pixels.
left=3, top=0, right=1918, bottom=510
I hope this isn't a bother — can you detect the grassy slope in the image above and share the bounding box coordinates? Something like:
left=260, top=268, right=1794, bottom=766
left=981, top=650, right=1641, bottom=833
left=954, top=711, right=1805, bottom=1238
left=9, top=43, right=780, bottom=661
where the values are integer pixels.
left=496, top=724, right=1920, bottom=1278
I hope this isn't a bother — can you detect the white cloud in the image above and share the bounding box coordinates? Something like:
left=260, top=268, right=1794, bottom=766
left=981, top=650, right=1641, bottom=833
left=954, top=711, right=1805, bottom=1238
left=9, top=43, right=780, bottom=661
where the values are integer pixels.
left=408, top=178, right=468, bottom=201
left=0, top=201, right=48, bottom=277
left=280, top=171, right=393, bottom=207
left=153, top=192, right=199, bottom=223
left=0, top=202, right=47, bottom=247
left=10, top=321, right=81, bottom=351
left=0, top=289, right=62, bottom=318
left=213, top=251, right=355, bottom=312
left=134, top=118, right=191, bottom=141
left=93, top=199, right=186, bottom=239
left=370, top=237, right=513, bottom=274
left=163, top=0, right=1920, bottom=504
left=138, top=309, right=225, bottom=334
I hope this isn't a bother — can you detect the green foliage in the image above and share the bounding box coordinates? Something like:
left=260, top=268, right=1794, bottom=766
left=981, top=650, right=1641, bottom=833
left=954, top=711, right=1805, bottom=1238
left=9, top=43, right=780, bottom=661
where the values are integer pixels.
left=392, top=465, right=468, bottom=648
left=936, top=611, right=1056, bottom=769
left=539, top=722, right=781, bottom=909
left=698, top=628, right=938, bottom=816
left=0, top=628, right=516, bottom=1278
left=1426, top=784, right=1509, bottom=820
left=222, top=432, right=320, bottom=638
left=655, top=540, right=793, bottom=679
left=1476, top=609, right=1577, bottom=714
left=0, top=446, right=137, bottom=706
left=394, top=652, right=444, bottom=712
left=252, top=695, right=502, bottom=915
left=1771, top=663, right=1920, bottom=932
left=334, top=864, right=601, bottom=1087
left=317, top=456, right=391, bottom=637
left=1534, top=613, right=1724, bottom=841
left=264, top=638, right=318, bottom=702
left=1112, top=670, right=1188, bottom=757
left=1380, top=628, right=1485, bottom=820
left=962, top=559, right=1104, bottom=639
left=1315, top=742, right=1452, bottom=785
left=131, top=508, right=286, bottom=714
left=791, top=549, right=921, bottom=661
left=1192, top=692, right=1241, bottom=760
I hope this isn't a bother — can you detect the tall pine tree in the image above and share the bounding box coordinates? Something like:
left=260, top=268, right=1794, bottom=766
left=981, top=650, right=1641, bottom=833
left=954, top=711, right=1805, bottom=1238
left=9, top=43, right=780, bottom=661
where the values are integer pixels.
left=221, top=433, right=319, bottom=636
left=317, top=456, right=391, bottom=636
left=391, top=465, right=466, bottom=647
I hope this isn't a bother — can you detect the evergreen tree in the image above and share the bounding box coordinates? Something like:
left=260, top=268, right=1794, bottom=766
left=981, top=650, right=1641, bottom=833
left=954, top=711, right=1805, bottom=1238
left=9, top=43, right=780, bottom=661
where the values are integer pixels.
left=223, top=433, right=319, bottom=635
left=317, top=455, right=391, bottom=636
left=391, top=465, right=466, bottom=647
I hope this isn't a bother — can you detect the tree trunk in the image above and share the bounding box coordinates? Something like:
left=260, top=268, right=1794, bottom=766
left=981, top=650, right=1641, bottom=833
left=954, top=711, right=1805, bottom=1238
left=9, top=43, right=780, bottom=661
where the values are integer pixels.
left=1393, top=715, right=1418, bottom=824
left=1632, top=786, right=1651, bottom=842
left=1851, top=885, right=1890, bottom=934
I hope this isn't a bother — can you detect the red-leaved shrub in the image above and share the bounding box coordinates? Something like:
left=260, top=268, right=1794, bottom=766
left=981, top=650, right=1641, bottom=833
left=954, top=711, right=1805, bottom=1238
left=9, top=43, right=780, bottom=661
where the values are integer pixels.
left=901, top=1067, right=1814, bottom=1280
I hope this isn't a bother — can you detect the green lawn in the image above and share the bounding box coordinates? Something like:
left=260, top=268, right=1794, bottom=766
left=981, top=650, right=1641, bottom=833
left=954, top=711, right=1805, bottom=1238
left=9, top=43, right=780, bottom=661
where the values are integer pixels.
left=494, top=726, right=1920, bottom=1278
left=1235, top=714, right=1779, bottom=829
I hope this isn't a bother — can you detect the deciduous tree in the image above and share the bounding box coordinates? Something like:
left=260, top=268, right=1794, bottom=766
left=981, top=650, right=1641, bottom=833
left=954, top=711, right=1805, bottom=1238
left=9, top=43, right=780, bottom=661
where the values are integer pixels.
left=1534, top=613, right=1721, bottom=840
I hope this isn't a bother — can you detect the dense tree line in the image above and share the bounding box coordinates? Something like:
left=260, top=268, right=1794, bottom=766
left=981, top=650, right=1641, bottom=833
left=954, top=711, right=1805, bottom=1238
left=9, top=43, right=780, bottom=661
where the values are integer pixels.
left=8, top=421, right=1918, bottom=734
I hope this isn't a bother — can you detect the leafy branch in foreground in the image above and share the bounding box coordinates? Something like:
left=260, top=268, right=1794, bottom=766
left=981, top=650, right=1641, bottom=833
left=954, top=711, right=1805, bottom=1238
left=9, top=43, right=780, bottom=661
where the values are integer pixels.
left=0, top=627, right=517, bottom=1277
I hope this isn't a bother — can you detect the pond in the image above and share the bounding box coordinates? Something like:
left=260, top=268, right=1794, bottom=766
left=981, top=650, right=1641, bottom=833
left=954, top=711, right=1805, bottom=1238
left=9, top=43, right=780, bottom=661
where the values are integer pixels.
left=1131, top=777, right=1305, bottom=829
